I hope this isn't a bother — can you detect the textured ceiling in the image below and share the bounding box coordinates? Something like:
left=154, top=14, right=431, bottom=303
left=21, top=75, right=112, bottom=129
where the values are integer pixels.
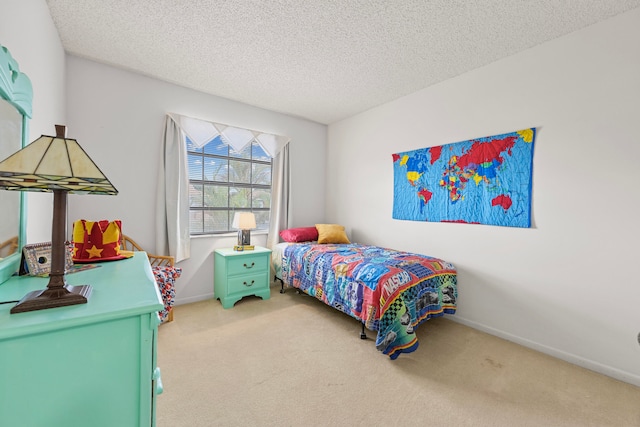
left=46, top=0, right=640, bottom=124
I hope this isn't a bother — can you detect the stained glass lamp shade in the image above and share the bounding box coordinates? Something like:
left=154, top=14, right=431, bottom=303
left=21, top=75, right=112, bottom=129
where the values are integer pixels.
left=0, top=125, right=117, bottom=313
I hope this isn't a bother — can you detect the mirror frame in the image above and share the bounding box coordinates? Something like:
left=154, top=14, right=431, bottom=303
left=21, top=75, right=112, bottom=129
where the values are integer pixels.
left=0, top=45, right=32, bottom=285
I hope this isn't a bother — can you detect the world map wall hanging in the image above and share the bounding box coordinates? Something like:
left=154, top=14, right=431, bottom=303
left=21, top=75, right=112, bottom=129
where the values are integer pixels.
left=392, top=128, right=536, bottom=228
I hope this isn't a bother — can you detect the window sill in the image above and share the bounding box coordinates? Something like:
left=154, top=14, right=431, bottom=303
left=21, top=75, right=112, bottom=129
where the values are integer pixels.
left=190, top=230, right=268, bottom=240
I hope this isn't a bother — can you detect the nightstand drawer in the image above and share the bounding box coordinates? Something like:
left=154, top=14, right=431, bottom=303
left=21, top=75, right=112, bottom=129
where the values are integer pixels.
left=227, top=273, right=269, bottom=296
left=227, top=255, right=268, bottom=276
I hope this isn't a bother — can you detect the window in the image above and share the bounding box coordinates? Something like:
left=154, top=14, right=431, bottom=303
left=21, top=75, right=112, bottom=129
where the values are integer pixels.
left=187, top=135, right=272, bottom=235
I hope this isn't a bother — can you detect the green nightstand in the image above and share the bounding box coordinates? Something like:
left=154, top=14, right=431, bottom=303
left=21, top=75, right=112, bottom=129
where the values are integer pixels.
left=214, top=246, right=272, bottom=308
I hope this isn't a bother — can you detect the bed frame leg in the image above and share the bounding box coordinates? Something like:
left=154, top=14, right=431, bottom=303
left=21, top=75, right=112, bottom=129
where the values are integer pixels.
left=360, top=323, right=367, bottom=340
left=275, top=276, right=285, bottom=293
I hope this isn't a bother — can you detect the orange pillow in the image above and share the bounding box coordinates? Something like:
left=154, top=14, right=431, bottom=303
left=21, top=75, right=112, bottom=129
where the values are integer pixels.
left=315, top=224, right=350, bottom=244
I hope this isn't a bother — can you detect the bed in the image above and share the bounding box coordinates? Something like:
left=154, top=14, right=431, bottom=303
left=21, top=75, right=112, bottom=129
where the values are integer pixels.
left=273, top=236, right=457, bottom=360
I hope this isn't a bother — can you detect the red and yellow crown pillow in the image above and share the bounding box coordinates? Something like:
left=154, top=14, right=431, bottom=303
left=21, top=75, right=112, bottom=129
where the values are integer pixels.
left=72, top=219, right=133, bottom=263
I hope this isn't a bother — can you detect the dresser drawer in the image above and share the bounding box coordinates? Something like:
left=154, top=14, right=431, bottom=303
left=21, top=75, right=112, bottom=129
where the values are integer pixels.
left=227, top=254, right=269, bottom=276
left=227, top=272, right=269, bottom=295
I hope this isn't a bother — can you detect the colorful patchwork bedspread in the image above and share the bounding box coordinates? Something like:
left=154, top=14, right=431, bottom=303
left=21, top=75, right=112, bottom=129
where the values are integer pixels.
left=152, top=265, right=181, bottom=322
left=281, top=243, right=457, bottom=359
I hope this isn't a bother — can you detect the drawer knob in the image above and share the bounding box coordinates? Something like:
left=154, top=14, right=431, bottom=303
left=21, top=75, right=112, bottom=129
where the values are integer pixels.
left=243, top=262, right=255, bottom=269
left=243, top=280, right=255, bottom=287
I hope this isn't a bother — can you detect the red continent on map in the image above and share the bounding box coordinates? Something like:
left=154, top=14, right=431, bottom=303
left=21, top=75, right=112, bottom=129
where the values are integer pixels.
left=456, top=136, right=517, bottom=168
left=429, top=146, right=442, bottom=164
left=418, top=188, right=432, bottom=203
left=492, top=194, right=512, bottom=211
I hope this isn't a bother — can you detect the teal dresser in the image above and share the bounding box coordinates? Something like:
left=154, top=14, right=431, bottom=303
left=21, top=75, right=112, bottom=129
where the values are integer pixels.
left=0, top=253, right=164, bottom=427
left=214, top=246, right=272, bottom=308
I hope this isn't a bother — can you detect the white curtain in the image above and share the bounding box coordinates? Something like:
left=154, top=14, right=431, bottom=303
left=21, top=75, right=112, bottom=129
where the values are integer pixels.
left=266, top=143, right=290, bottom=250
left=156, top=115, right=190, bottom=262
left=157, top=113, right=291, bottom=260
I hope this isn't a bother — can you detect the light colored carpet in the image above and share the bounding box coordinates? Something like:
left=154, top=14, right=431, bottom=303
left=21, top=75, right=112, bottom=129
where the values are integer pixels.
left=157, top=284, right=640, bottom=426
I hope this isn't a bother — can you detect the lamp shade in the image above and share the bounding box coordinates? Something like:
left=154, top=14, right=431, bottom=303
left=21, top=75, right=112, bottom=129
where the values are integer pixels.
left=0, top=125, right=117, bottom=195
left=232, top=212, right=256, bottom=230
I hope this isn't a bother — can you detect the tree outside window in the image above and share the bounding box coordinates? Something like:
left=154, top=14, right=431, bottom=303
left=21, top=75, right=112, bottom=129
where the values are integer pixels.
left=188, top=136, right=271, bottom=235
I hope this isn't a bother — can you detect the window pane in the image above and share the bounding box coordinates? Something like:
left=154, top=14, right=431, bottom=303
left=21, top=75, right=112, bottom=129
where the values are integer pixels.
left=252, top=163, right=271, bottom=185
left=187, top=129, right=273, bottom=235
left=190, top=211, right=203, bottom=234
left=186, top=137, right=202, bottom=153
left=229, top=186, right=251, bottom=208
left=204, top=185, right=228, bottom=207
left=189, top=184, right=203, bottom=207
left=188, top=154, right=203, bottom=180
left=203, top=136, right=227, bottom=156
left=230, top=143, right=251, bottom=159
left=228, top=211, right=235, bottom=230
left=229, top=160, right=251, bottom=184
left=204, top=210, right=228, bottom=233
left=254, top=211, right=270, bottom=230
left=204, top=157, right=228, bottom=182
left=252, top=188, right=271, bottom=209
left=252, top=142, right=270, bottom=162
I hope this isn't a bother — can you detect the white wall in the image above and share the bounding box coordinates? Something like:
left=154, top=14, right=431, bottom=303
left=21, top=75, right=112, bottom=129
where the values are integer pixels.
left=327, top=9, right=640, bottom=386
left=0, top=0, right=67, bottom=243
left=64, top=56, right=326, bottom=304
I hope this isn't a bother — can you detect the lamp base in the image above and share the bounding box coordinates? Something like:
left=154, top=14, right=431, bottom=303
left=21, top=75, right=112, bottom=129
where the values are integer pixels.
left=10, top=285, right=92, bottom=314
left=237, top=229, right=251, bottom=246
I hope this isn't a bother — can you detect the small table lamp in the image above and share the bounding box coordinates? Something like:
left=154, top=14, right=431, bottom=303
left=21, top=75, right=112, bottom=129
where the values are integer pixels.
left=0, top=125, right=117, bottom=314
left=232, top=212, right=256, bottom=246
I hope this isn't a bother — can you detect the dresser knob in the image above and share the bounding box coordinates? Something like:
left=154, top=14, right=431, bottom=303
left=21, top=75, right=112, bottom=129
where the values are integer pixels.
left=243, top=280, right=255, bottom=287
left=243, top=262, right=255, bottom=269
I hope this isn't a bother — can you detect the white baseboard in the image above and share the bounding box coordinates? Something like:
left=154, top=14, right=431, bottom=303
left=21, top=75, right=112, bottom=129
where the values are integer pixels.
left=175, top=293, right=214, bottom=306
left=451, top=316, right=640, bottom=388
